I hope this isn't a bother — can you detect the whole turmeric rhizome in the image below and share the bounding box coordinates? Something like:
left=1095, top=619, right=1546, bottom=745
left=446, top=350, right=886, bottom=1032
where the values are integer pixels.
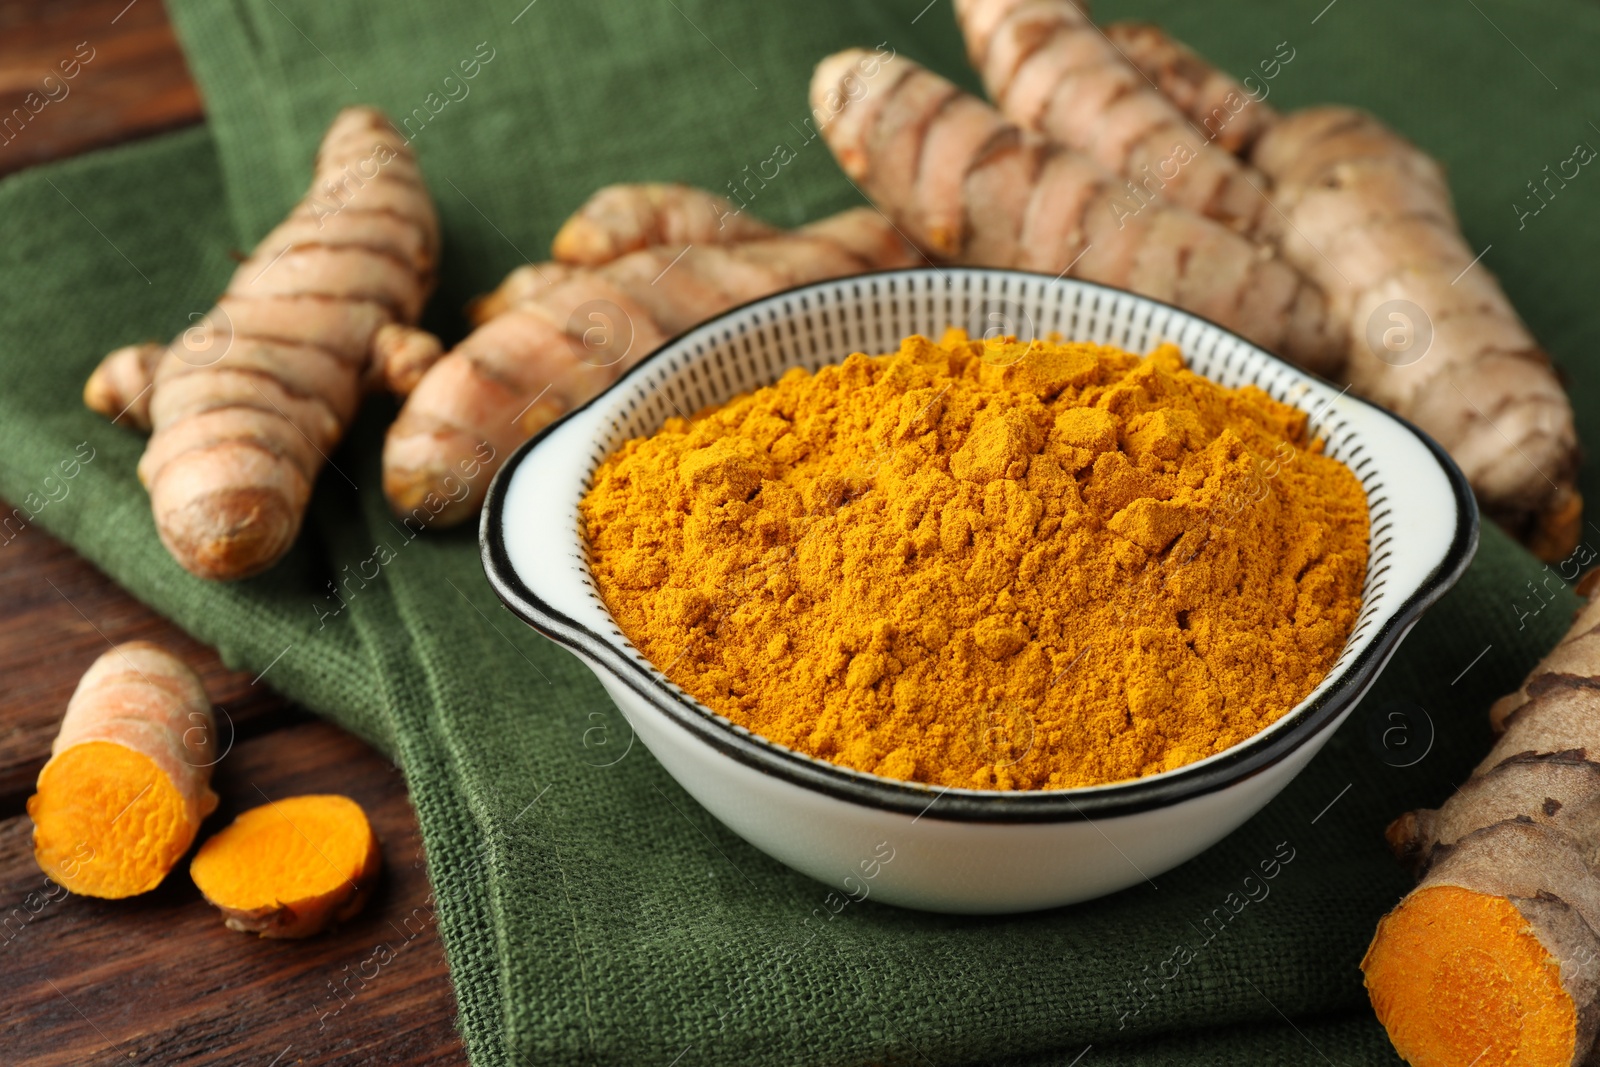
left=583, top=331, right=1369, bottom=790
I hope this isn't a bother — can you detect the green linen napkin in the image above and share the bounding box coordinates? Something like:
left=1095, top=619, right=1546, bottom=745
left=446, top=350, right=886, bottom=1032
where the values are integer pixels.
left=3, top=0, right=1597, bottom=1062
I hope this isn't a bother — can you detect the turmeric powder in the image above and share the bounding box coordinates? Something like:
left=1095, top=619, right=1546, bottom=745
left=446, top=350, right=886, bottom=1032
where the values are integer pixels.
left=581, top=332, right=1369, bottom=789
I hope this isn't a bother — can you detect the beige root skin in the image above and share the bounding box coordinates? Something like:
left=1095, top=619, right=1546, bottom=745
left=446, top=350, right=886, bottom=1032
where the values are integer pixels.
left=1251, top=106, right=1580, bottom=555
left=27, top=642, right=219, bottom=899
left=384, top=204, right=917, bottom=527
left=84, top=343, right=165, bottom=430
left=367, top=323, right=446, bottom=395
left=86, top=307, right=441, bottom=438
left=953, top=0, right=1276, bottom=237
left=1102, top=22, right=1279, bottom=156
left=102, top=107, right=439, bottom=580
left=551, top=183, right=779, bottom=267
left=1365, top=592, right=1600, bottom=1066
left=810, top=49, right=1344, bottom=376
left=1489, top=594, right=1600, bottom=736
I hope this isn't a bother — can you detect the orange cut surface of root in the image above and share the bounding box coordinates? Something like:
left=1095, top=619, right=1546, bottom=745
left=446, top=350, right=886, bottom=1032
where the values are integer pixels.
left=190, top=794, right=380, bottom=938
left=1364, top=885, right=1575, bottom=1067
left=28, top=740, right=190, bottom=899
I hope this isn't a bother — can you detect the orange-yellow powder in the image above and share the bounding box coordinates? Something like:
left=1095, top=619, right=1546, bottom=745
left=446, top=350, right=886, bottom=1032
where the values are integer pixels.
left=581, top=331, right=1369, bottom=789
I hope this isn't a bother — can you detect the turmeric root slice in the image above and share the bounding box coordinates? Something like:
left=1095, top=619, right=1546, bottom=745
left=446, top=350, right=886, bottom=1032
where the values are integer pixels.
left=190, top=794, right=381, bottom=939
left=382, top=203, right=917, bottom=528
left=551, top=182, right=779, bottom=268
left=810, top=49, right=1345, bottom=376
left=1366, top=593, right=1600, bottom=1064
left=27, top=642, right=218, bottom=899
left=100, top=106, right=441, bottom=580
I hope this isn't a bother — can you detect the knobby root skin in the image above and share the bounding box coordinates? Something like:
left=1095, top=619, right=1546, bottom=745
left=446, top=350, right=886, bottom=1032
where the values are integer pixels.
left=809, top=48, right=1344, bottom=377
left=189, top=794, right=381, bottom=939
left=382, top=203, right=917, bottom=527
left=84, top=343, right=164, bottom=430
left=94, top=106, right=440, bottom=580
left=85, top=315, right=443, bottom=433
left=27, top=642, right=219, bottom=899
left=1252, top=105, right=1580, bottom=555
left=1488, top=594, right=1600, bottom=739
left=1101, top=21, right=1279, bottom=157
left=954, top=0, right=1276, bottom=237
left=367, top=322, right=446, bottom=396
left=1366, top=593, right=1600, bottom=1065
left=551, top=183, right=779, bottom=268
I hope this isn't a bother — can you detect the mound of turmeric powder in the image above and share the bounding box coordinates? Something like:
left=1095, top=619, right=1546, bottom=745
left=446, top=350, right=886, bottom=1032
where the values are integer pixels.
left=581, top=331, right=1369, bottom=790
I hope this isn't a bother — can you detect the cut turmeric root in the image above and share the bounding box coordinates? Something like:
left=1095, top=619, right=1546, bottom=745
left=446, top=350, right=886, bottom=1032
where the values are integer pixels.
left=1367, top=884, right=1584, bottom=1067
left=810, top=49, right=1344, bottom=376
left=27, top=642, right=219, bottom=899
left=1364, top=592, right=1600, bottom=1066
left=190, top=794, right=381, bottom=939
left=382, top=203, right=916, bottom=527
left=90, top=107, right=442, bottom=580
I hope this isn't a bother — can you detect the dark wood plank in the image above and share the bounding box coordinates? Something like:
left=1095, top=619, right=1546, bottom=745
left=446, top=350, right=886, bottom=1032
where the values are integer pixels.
left=0, top=720, right=467, bottom=1066
left=0, top=513, right=304, bottom=814
left=0, top=0, right=204, bottom=177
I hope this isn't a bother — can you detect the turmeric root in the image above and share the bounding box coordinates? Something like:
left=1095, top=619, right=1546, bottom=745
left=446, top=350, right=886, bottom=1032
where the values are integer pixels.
left=1101, top=21, right=1279, bottom=156
left=551, top=182, right=778, bottom=267
left=366, top=322, right=446, bottom=396
left=1252, top=106, right=1580, bottom=557
left=86, top=317, right=443, bottom=439
left=382, top=204, right=916, bottom=527
left=1364, top=592, right=1600, bottom=1066
left=190, top=794, right=380, bottom=938
left=27, top=642, right=219, bottom=899
left=84, top=342, right=164, bottom=430
left=953, top=0, right=1275, bottom=236
left=810, top=49, right=1344, bottom=375
left=100, top=107, right=440, bottom=580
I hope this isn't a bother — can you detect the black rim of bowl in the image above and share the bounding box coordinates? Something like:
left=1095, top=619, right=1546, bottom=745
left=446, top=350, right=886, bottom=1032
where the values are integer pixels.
left=481, top=268, right=1480, bottom=824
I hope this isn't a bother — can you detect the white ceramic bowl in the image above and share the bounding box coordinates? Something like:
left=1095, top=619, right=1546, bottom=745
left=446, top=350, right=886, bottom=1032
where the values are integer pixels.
left=481, top=268, right=1476, bottom=914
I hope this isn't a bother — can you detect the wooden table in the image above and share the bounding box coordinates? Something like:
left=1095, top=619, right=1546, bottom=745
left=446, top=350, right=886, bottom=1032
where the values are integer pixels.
left=0, top=3, right=467, bottom=1063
